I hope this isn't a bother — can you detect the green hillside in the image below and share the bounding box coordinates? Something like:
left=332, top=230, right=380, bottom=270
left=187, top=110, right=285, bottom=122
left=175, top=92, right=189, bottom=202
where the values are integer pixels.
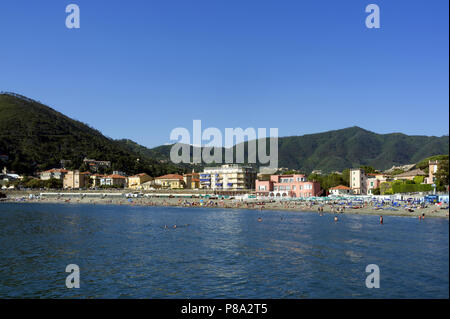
left=274, top=127, right=449, bottom=172
left=141, top=127, right=449, bottom=173
left=0, top=93, right=182, bottom=176
left=1, top=92, right=448, bottom=175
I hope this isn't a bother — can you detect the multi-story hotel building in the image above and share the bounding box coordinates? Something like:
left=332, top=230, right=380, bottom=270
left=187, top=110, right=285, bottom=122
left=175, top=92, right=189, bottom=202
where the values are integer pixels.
left=350, top=168, right=367, bottom=195
left=255, top=174, right=321, bottom=198
left=200, top=164, right=256, bottom=190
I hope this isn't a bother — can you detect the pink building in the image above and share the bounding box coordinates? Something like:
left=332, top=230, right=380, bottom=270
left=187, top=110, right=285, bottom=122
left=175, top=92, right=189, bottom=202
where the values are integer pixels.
left=255, top=174, right=321, bottom=198
left=366, top=176, right=381, bottom=195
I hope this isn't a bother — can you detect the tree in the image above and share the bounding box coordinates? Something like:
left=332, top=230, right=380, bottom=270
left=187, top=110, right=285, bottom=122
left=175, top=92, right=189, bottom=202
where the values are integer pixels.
left=360, top=165, right=377, bottom=175
left=435, top=159, right=449, bottom=191
left=45, top=178, right=63, bottom=189
left=341, top=169, right=350, bottom=186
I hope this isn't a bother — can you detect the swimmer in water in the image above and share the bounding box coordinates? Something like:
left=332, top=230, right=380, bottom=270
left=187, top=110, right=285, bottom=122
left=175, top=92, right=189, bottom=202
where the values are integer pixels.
left=258, top=217, right=262, bottom=222
left=334, top=216, right=338, bottom=222
left=380, top=216, right=383, bottom=224
left=173, top=225, right=177, bottom=229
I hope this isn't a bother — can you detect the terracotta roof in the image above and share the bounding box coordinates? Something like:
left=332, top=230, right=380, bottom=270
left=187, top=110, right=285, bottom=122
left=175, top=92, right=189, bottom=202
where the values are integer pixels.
left=329, top=185, right=351, bottom=190
left=156, top=174, right=184, bottom=180
left=105, top=174, right=127, bottom=179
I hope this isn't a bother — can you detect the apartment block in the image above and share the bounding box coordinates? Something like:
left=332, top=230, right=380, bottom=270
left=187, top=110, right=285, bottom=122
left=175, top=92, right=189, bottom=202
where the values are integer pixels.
left=350, top=168, right=367, bottom=195
left=200, top=164, right=256, bottom=190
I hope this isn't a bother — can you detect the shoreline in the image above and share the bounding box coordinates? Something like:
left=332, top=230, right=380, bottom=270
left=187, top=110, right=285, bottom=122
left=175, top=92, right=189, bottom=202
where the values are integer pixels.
left=2, top=196, right=449, bottom=219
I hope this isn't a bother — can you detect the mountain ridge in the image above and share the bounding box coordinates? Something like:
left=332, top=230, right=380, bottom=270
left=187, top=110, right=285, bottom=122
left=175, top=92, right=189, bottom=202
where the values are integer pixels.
left=1, top=92, right=448, bottom=174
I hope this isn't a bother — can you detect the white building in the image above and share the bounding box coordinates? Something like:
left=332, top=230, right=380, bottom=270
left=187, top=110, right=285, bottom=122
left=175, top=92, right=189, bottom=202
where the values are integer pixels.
left=350, top=168, right=367, bottom=195
left=329, top=185, right=352, bottom=196
left=200, top=164, right=256, bottom=190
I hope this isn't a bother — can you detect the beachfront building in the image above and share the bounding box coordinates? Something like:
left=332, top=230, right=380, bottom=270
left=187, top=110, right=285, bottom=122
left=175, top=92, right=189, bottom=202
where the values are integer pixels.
left=350, top=168, right=368, bottom=195
left=90, top=174, right=105, bottom=188
left=63, top=171, right=91, bottom=189
left=329, top=185, right=352, bottom=196
left=200, top=164, right=256, bottom=190
left=155, top=174, right=185, bottom=189
left=427, top=160, right=439, bottom=184
left=366, top=176, right=381, bottom=195
left=141, top=180, right=158, bottom=190
left=183, top=171, right=200, bottom=189
left=255, top=174, right=321, bottom=198
left=100, top=174, right=127, bottom=188
left=39, top=168, right=68, bottom=181
left=127, top=173, right=153, bottom=189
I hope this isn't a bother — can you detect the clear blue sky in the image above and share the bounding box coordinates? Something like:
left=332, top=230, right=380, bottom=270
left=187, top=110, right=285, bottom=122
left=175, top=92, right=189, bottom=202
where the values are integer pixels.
left=0, top=0, right=448, bottom=148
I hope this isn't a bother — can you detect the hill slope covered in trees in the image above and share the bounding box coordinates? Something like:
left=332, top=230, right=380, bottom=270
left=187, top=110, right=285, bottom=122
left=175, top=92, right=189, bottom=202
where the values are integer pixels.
left=1, top=92, right=448, bottom=175
left=0, top=93, right=181, bottom=175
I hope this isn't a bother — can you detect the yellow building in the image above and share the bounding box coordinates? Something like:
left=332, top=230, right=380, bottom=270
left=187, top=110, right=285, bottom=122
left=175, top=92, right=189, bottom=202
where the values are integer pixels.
left=63, top=171, right=91, bottom=189
left=90, top=174, right=105, bottom=188
left=127, top=173, right=153, bottom=189
left=183, top=172, right=200, bottom=189
left=427, top=160, right=439, bottom=184
left=155, top=174, right=185, bottom=189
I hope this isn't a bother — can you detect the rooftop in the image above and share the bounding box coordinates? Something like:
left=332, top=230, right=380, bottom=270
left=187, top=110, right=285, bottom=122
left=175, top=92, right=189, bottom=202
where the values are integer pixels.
left=394, top=168, right=426, bottom=178
left=329, top=185, right=351, bottom=190
left=156, top=174, right=184, bottom=180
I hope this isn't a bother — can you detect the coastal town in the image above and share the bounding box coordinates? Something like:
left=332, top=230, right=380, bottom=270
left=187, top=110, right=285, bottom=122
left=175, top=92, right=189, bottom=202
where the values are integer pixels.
left=0, top=1, right=448, bottom=302
left=1, top=156, right=448, bottom=211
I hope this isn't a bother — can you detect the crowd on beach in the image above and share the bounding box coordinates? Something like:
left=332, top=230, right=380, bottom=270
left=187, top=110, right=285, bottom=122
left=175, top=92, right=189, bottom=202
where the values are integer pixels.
left=3, top=192, right=449, bottom=218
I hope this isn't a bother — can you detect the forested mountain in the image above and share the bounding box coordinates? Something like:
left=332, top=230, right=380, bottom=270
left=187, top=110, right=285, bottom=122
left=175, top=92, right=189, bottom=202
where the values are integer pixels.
left=1, top=92, right=448, bottom=175
left=0, top=92, right=182, bottom=176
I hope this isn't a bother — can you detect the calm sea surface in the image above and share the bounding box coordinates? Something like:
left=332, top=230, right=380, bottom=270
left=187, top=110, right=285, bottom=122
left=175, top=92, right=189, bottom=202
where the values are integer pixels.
left=0, top=203, right=448, bottom=298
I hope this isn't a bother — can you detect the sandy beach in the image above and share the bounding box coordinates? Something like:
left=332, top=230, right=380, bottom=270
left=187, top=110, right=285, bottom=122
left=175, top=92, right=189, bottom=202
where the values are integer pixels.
left=2, top=193, right=449, bottom=218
